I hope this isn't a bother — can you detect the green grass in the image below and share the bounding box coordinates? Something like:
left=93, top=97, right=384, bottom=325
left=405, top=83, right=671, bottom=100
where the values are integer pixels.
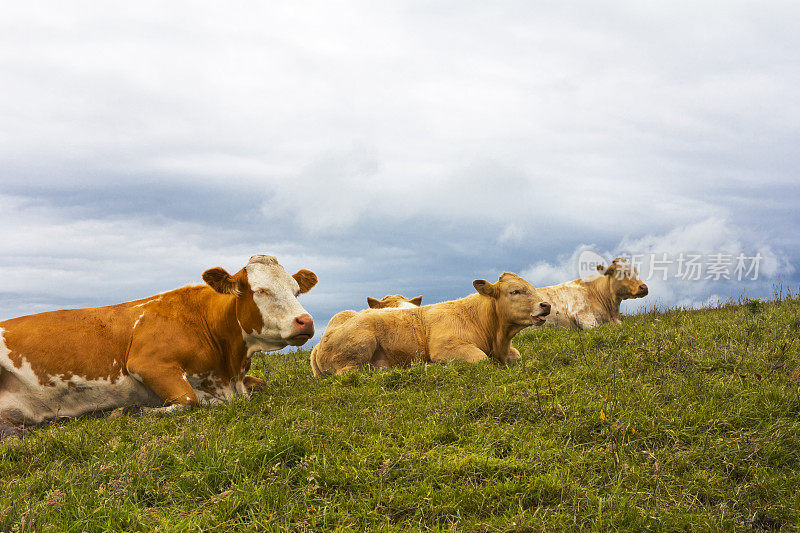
left=2, top=296, right=800, bottom=531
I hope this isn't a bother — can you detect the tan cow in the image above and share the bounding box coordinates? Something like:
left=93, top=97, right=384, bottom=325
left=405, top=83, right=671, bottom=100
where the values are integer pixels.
left=310, top=273, right=550, bottom=376
left=536, top=258, right=648, bottom=329
left=0, top=254, right=317, bottom=436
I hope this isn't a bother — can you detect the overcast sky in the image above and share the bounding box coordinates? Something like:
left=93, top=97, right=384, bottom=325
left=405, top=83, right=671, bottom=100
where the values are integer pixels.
left=1, top=1, right=798, bottom=337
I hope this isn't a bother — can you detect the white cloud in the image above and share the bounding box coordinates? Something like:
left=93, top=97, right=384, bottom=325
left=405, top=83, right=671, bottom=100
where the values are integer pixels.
left=0, top=194, right=353, bottom=319
left=521, top=218, right=795, bottom=312
left=521, top=245, right=599, bottom=287
left=498, top=223, right=524, bottom=244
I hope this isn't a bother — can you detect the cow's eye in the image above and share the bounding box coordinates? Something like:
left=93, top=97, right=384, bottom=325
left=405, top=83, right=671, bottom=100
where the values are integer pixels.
left=256, top=289, right=269, bottom=295
left=510, top=289, right=523, bottom=295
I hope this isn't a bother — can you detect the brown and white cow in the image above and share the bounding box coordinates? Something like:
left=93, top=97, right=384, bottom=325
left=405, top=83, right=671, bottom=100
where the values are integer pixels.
left=536, top=258, right=648, bottom=329
left=310, top=273, right=550, bottom=376
left=0, top=254, right=317, bottom=434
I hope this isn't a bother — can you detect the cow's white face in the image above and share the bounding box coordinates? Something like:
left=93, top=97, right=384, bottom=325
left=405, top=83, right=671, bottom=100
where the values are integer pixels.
left=245, top=258, right=315, bottom=346
left=202, top=255, right=318, bottom=351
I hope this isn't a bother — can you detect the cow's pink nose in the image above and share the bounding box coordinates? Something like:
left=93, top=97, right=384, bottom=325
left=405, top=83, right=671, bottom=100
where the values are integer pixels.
left=293, top=314, right=314, bottom=334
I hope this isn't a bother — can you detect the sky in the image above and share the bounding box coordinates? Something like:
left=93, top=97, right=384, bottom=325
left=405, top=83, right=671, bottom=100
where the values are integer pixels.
left=1, top=1, right=798, bottom=339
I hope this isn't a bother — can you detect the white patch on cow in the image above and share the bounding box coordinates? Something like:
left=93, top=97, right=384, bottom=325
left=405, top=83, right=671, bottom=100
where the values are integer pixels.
left=537, top=281, right=587, bottom=326
left=366, top=301, right=420, bottom=313
left=185, top=371, right=243, bottom=403
left=132, top=312, right=145, bottom=329
left=0, top=328, right=161, bottom=424
left=185, top=372, right=211, bottom=400
left=243, top=255, right=310, bottom=351
left=215, top=380, right=237, bottom=399
left=368, top=305, right=411, bottom=313
left=1, top=328, right=37, bottom=387
left=133, top=295, right=162, bottom=308
left=241, top=331, right=287, bottom=356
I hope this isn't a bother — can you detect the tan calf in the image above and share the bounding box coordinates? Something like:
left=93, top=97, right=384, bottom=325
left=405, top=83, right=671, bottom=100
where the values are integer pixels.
left=537, top=258, right=648, bottom=329
left=311, top=273, right=550, bottom=376
left=310, top=294, right=423, bottom=368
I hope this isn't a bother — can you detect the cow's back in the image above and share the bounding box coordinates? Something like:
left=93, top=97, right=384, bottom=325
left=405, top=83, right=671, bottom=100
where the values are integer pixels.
left=0, top=291, right=198, bottom=424
left=534, top=282, right=587, bottom=328
left=370, top=308, right=429, bottom=364
left=0, top=304, right=140, bottom=387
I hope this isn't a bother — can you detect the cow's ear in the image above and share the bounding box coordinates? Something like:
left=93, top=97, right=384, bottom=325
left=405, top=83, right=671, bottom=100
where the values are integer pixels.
left=604, top=263, right=620, bottom=276
left=293, top=269, right=318, bottom=294
left=409, top=295, right=423, bottom=306
left=203, top=267, right=242, bottom=296
left=366, top=297, right=381, bottom=308
left=597, top=264, right=617, bottom=276
left=473, top=279, right=499, bottom=298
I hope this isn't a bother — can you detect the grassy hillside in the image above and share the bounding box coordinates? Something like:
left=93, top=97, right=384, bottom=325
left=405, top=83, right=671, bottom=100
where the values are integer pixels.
left=2, top=296, right=800, bottom=531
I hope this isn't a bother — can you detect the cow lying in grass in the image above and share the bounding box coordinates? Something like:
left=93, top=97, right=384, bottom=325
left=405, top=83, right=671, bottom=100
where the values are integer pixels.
left=536, top=258, right=648, bottom=329
left=0, top=254, right=317, bottom=437
left=311, top=273, right=550, bottom=376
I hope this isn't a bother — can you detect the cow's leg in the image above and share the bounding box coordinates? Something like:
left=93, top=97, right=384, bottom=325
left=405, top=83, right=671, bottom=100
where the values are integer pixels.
left=575, top=313, right=599, bottom=330
left=243, top=375, right=266, bottom=394
left=331, top=364, right=358, bottom=375
left=429, top=342, right=489, bottom=364
left=0, top=421, right=23, bottom=440
left=501, top=346, right=522, bottom=364
left=310, top=346, right=324, bottom=377
left=126, top=359, right=199, bottom=412
left=239, top=359, right=266, bottom=394
left=369, top=358, right=391, bottom=372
